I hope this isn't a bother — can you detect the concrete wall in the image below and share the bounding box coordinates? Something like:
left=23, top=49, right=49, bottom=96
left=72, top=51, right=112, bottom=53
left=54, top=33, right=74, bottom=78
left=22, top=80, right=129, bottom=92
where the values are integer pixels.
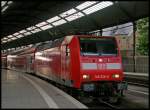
left=122, top=56, right=149, bottom=73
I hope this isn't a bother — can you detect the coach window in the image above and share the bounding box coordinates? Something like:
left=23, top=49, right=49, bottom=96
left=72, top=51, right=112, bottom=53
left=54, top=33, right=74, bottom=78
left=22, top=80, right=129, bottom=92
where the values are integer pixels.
left=66, top=45, right=70, bottom=56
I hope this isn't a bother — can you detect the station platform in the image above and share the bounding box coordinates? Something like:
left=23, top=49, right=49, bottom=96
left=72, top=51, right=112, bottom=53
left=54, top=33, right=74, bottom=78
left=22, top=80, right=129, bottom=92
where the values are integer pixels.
left=1, top=69, right=88, bottom=109
left=124, top=72, right=148, bottom=77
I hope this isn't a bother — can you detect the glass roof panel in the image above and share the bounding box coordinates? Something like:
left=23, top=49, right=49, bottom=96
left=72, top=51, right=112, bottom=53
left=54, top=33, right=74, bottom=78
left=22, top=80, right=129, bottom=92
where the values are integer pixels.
left=83, top=1, right=113, bottom=15
left=41, top=25, right=53, bottom=30
left=7, top=39, right=12, bottom=41
left=2, top=1, right=13, bottom=13
left=65, top=12, right=84, bottom=22
left=36, top=22, right=48, bottom=27
left=2, top=5, right=8, bottom=12
left=60, top=8, right=77, bottom=17
left=27, top=26, right=36, bottom=30
left=31, top=28, right=41, bottom=33
left=11, top=37, right=17, bottom=40
left=76, top=1, right=97, bottom=10
left=16, top=34, right=23, bottom=38
left=3, top=37, right=8, bottom=40
left=52, top=19, right=66, bottom=26
left=24, top=32, right=32, bottom=36
left=47, top=16, right=60, bottom=23
left=13, top=32, right=19, bottom=36
left=2, top=41, right=7, bottom=43
left=7, top=35, right=13, bottom=38
left=7, top=1, right=13, bottom=5
left=1, top=1, right=7, bottom=7
left=19, top=30, right=27, bottom=33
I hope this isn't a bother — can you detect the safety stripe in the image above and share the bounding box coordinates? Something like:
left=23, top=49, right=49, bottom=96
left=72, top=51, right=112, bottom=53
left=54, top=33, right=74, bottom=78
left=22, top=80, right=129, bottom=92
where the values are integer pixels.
left=82, top=63, right=121, bottom=70
left=106, top=63, right=121, bottom=69
left=82, top=63, right=97, bottom=70
left=22, top=75, right=59, bottom=108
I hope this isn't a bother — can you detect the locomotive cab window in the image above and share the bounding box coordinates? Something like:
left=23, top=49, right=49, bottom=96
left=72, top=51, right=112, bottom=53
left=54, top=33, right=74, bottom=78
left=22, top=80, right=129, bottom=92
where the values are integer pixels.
left=79, top=37, right=118, bottom=56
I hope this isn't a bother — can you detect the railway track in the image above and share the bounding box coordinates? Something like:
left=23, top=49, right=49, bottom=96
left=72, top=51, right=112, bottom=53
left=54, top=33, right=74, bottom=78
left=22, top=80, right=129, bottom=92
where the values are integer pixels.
left=124, top=75, right=148, bottom=87
left=123, top=81, right=149, bottom=88
left=73, top=96, right=121, bottom=109
left=97, top=98, right=121, bottom=109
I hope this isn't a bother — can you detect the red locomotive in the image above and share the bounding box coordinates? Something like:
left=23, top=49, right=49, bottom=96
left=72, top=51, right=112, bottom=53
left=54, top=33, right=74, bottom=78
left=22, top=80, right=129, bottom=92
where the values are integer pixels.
left=2, top=35, right=127, bottom=102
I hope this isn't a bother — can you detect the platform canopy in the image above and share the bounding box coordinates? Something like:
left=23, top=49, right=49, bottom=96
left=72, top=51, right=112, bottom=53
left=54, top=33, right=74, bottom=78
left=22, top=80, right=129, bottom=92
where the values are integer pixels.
left=1, top=1, right=149, bottom=50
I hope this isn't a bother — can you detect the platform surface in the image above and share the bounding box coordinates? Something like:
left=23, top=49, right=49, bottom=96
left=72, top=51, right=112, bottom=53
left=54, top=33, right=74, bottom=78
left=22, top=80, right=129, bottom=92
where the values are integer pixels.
left=1, top=69, right=87, bottom=109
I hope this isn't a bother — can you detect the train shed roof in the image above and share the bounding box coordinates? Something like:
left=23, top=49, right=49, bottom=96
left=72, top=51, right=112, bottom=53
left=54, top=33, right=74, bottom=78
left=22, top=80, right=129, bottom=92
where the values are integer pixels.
left=1, top=1, right=149, bottom=50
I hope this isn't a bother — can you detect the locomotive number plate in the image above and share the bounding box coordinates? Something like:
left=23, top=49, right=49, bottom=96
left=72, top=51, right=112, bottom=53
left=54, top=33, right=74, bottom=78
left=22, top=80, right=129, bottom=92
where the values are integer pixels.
left=95, top=74, right=109, bottom=79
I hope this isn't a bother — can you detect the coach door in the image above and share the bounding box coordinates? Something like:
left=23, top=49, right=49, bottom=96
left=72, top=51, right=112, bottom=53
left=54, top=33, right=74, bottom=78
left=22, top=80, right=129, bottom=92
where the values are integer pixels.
left=61, top=44, right=70, bottom=85
left=27, top=55, right=32, bottom=73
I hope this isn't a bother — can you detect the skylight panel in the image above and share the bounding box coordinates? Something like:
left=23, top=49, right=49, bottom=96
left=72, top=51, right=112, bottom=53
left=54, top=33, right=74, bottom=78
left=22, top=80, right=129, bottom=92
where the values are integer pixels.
left=3, top=37, right=8, bottom=40
left=7, top=39, right=12, bottom=41
left=7, top=1, right=13, bottom=5
left=52, top=19, right=66, bottom=26
left=60, top=9, right=77, bottom=17
left=13, top=32, right=19, bottom=36
left=31, top=28, right=41, bottom=33
left=47, top=16, right=60, bottom=23
left=16, top=34, right=23, bottom=38
left=24, top=32, right=32, bottom=36
left=19, top=30, right=27, bottom=33
left=2, top=5, right=8, bottom=12
left=41, top=25, right=53, bottom=30
left=11, top=37, right=17, bottom=40
left=36, top=22, right=48, bottom=27
left=1, top=1, right=7, bottom=7
left=65, top=12, right=84, bottom=22
left=7, top=35, right=13, bottom=38
left=1, top=1, right=13, bottom=13
left=76, top=1, right=97, bottom=10
left=2, top=41, right=7, bottom=43
left=82, top=1, right=113, bottom=15
left=27, top=26, right=36, bottom=31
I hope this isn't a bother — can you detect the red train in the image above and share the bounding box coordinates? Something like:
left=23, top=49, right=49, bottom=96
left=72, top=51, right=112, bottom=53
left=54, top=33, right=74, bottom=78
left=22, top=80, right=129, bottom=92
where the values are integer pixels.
left=1, top=54, right=7, bottom=69
left=2, top=35, right=127, bottom=102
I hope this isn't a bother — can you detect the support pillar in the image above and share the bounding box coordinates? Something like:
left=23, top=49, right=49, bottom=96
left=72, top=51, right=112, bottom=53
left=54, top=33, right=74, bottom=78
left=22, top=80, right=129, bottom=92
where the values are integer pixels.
left=133, top=22, right=136, bottom=72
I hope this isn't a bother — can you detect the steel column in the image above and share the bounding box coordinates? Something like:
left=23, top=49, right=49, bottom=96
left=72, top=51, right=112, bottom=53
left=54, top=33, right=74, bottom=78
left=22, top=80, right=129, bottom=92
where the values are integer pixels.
left=133, top=22, right=136, bottom=72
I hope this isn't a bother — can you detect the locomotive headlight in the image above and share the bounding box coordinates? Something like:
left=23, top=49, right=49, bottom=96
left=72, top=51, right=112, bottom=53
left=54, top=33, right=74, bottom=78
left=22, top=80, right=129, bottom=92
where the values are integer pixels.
left=99, top=58, right=103, bottom=62
left=83, top=74, right=90, bottom=79
left=112, top=74, right=120, bottom=78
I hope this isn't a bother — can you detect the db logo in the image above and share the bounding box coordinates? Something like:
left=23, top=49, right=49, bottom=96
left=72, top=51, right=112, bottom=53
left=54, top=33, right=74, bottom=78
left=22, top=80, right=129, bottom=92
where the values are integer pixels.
left=97, top=63, right=106, bottom=69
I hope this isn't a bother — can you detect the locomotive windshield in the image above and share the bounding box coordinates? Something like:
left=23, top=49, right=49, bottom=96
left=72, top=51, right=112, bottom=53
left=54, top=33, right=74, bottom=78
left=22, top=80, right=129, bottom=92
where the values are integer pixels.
left=79, top=37, right=118, bottom=56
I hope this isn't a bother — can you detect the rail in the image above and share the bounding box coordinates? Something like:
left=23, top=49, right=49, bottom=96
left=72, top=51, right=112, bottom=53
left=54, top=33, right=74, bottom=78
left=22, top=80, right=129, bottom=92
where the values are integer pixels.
left=124, top=72, right=149, bottom=87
